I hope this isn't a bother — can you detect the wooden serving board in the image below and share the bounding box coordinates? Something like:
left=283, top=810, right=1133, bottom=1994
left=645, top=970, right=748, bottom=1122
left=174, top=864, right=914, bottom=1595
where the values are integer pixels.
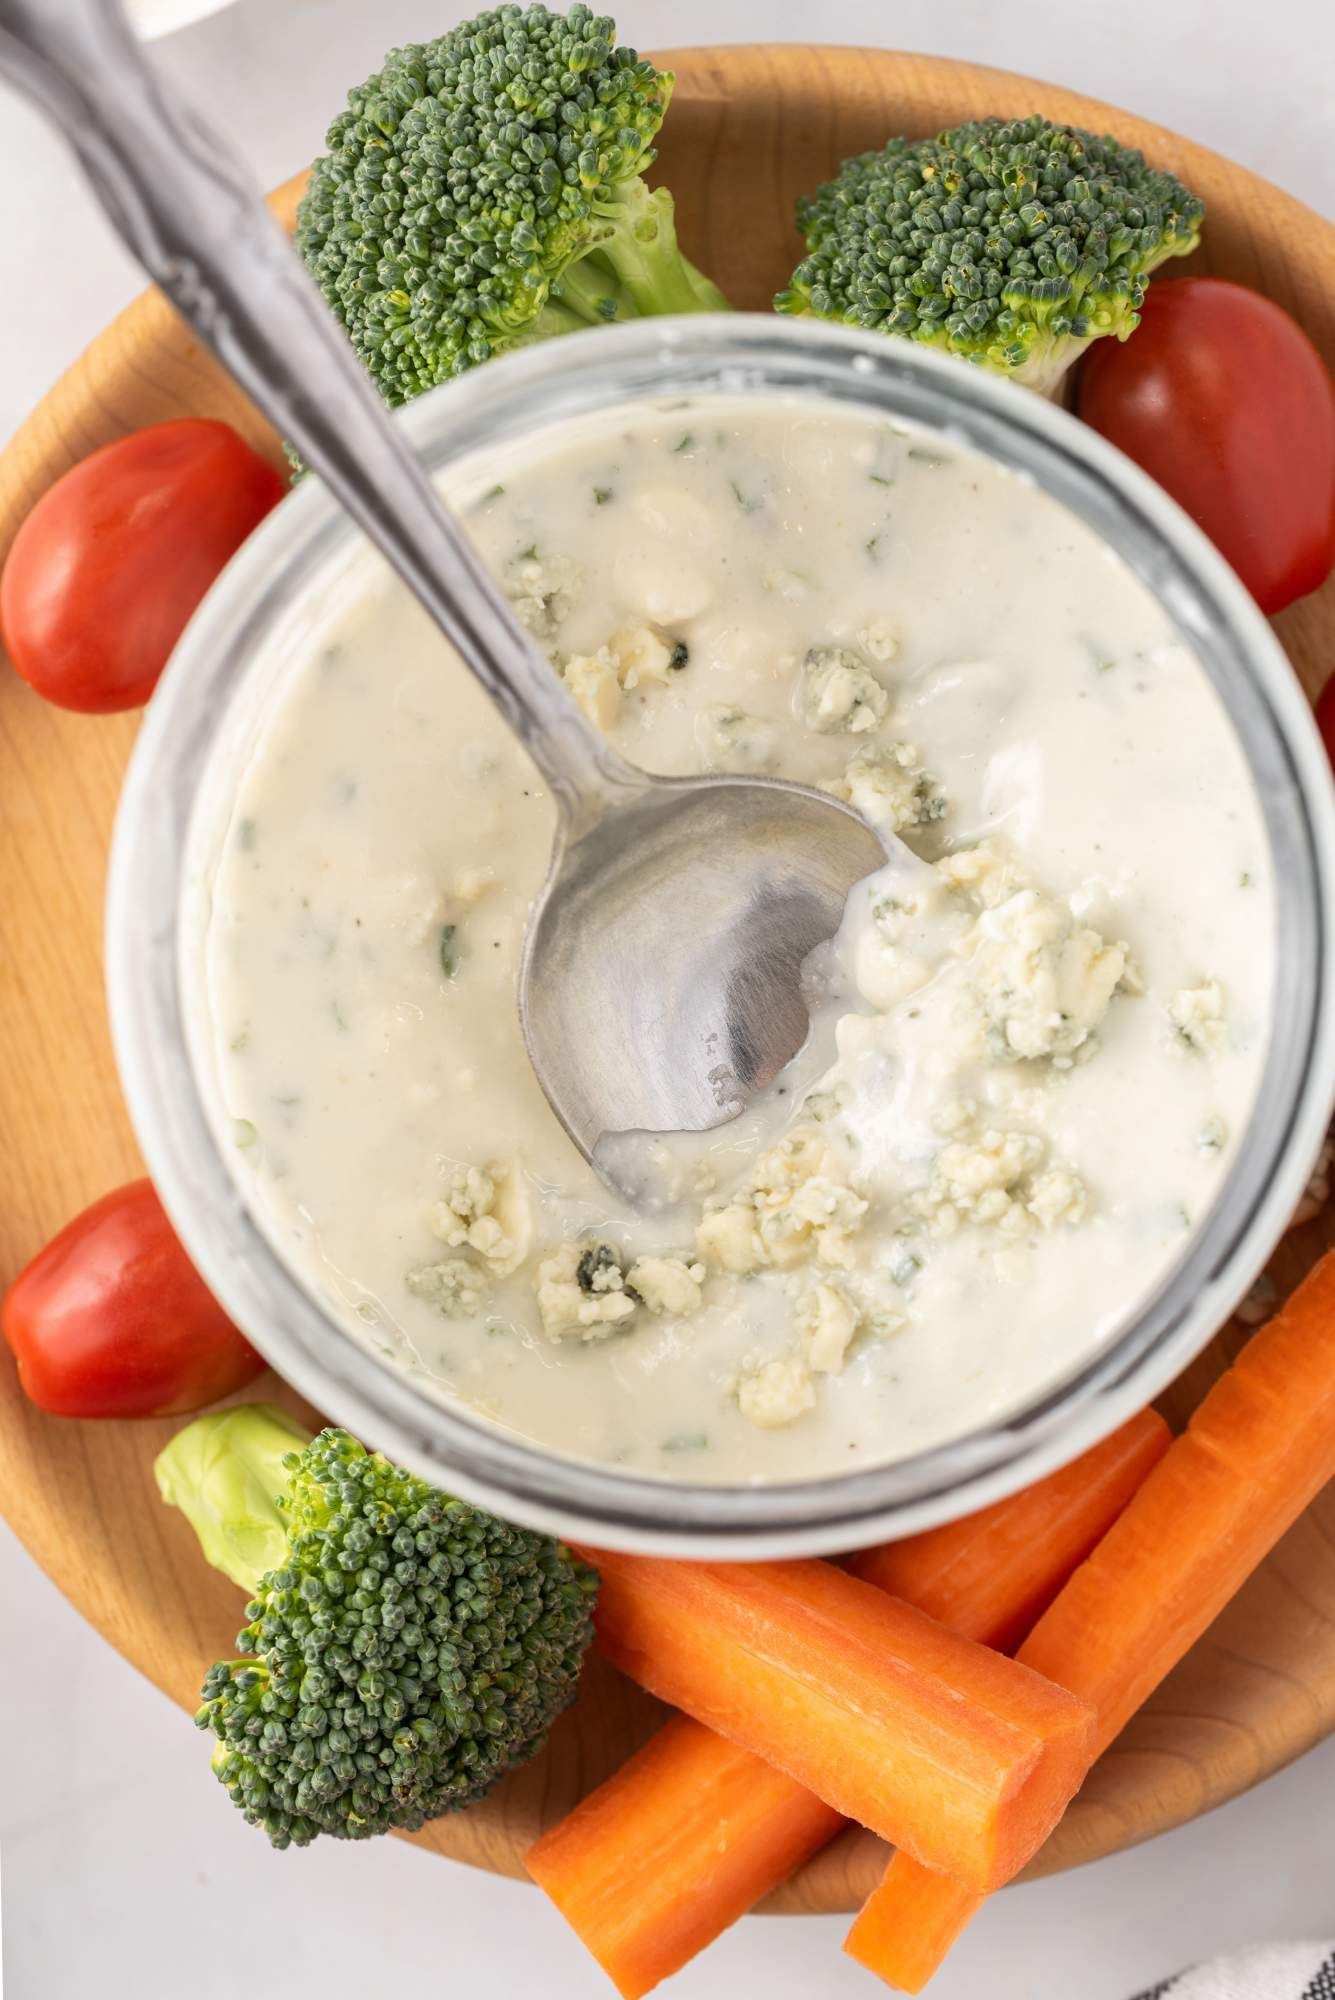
left=2, top=46, right=1334, bottom=1913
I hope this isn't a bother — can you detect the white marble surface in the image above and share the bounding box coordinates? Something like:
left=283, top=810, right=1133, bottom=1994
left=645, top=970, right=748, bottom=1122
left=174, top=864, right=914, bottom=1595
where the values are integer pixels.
left=2, top=3, right=1334, bottom=1995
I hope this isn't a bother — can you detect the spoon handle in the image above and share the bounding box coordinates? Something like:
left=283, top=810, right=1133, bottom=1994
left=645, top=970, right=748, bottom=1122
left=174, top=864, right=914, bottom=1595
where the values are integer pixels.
left=0, top=0, right=644, bottom=837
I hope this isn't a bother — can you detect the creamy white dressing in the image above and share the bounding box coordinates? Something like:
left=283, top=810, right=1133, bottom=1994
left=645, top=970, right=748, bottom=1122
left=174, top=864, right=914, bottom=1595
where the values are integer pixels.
left=194, top=396, right=1273, bottom=1483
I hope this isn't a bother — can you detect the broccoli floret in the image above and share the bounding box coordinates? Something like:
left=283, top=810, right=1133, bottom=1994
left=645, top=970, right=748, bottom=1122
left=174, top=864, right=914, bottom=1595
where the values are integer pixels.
left=155, top=1404, right=597, bottom=1848
left=776, top=116, right=1203, bottom=396
left=296, top=3, right=728, bottom=407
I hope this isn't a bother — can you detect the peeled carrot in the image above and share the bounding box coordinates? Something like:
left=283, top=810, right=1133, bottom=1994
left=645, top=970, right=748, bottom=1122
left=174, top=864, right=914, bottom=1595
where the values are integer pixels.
left=846, top=1866, right=987, bottom=1991
left=578, top=1547, right=1095, bottom=1895
left=529, top=1716, right=845, bottom=1999
left=530, top=1412, right=1168, bottom=1999
left=845, top=1409, right=1171, bottom=1652
left=847, top=1252, right=1335, bottom=1992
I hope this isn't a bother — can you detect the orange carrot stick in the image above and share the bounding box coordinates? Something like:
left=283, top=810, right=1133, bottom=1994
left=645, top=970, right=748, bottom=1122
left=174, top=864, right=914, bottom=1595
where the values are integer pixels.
left=529, top=1716, right=845, bottom=2000
left=530, top=1412, right=1167, bottom=1999
left=847, top=1252, right=1335, bottom=1992
left=845, top=1409, right=1170, bottom=1651
left=576, top=1547, right=1094, bottom=1896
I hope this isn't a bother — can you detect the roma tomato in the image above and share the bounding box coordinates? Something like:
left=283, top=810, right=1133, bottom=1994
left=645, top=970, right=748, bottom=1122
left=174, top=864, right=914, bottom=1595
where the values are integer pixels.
left=1078, top=278, right=1335, bottom=616
left=0, top=418, right=285, bottom=713
left=1318, top=676, right=1335, bottom=776
left=2, top=1180, right=264, bottom=1419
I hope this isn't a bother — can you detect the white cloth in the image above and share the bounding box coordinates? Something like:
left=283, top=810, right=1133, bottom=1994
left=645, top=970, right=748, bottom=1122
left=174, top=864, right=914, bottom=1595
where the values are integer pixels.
left=1135, top=1944, right=1335, bottom=1999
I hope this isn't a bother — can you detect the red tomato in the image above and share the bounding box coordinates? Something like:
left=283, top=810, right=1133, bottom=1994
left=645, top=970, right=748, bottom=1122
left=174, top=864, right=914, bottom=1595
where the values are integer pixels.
left=2, top=1180, right=265, bottom=1419
left=1318, top=676, right=1335, bottom=774
left=0, top=419, right=285, bottom=713
left=1078, top=278, right=1335, bottom=616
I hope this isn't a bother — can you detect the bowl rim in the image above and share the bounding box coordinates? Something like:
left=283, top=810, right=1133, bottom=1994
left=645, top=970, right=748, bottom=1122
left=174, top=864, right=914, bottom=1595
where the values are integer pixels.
left=107, top=314, right=1335, bottom=1556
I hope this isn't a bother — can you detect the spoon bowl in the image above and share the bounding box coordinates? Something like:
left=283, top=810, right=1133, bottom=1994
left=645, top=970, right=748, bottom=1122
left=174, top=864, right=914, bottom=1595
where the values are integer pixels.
left=520, top=771, right=889, bottom=1169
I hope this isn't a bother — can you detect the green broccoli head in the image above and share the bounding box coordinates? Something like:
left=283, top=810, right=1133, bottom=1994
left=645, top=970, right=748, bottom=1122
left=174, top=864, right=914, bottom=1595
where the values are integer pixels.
left=776, top=116, right=1204, bottom=396
left=155, top=1405, right=598, bottom=1848
left=295, top=3, right=728, bottom=407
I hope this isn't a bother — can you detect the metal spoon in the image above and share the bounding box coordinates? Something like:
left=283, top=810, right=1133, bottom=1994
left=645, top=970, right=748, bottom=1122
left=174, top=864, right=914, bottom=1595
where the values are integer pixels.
left=0, top=0, right=892, bottom=1185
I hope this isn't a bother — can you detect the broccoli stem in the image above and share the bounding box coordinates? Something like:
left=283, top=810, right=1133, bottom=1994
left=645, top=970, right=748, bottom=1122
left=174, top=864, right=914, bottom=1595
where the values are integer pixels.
left=546, top=257, right=643, bottom=328
left=1007, top=338, right=1091, bottom=401
left=591, top=178, right=729, bottom=317
left=534, top=182, right=727, bottom=342
left=155, top=1403, right=311, bottom=1594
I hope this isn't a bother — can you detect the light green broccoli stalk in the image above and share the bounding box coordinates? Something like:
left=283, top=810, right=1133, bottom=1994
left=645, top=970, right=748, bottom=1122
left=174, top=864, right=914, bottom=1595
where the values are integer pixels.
left=155, top=1404, right=598, bottom=1849
left=295, top=3, right=729, bottom=408
left=776, top=115, right=1204, bottom=397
